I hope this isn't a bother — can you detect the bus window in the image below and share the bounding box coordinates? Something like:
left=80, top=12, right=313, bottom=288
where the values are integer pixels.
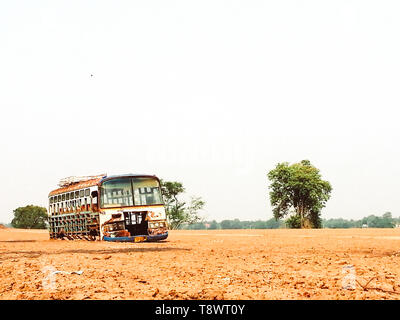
left=80, top=190, right=84, bottom=197
left=91, top=191, right=98, bottom=211
left=132, top=178, right=163, bottom=206
left=100, top=179, right=133, bottom=208
left=85, top=188, right=90, bottom=197
left=70, top=192, right=75, bottom=199
left=66, top=193, right=70, bottom=200
left=58, top=195, right=61, bottom=202
left=62, top=194, right=65, bottom=201
left=75, top=191, right=79, bottom=199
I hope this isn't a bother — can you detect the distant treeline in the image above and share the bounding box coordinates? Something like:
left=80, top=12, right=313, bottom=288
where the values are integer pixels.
left=322, top=212, right=397, bottom=229
left=181, top=212, right=399, bottom=230
left=182, top=218, right=285, bottom=230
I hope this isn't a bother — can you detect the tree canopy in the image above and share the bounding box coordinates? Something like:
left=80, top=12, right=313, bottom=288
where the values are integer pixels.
left=11, top=205, right=48, bottom=229
left=160, top=180, right=205, bottom=229
left=267, top=160, right=332, bottom=228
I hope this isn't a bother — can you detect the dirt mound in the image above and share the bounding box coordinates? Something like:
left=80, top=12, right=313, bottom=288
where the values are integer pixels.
left=0, top=224, right=7, bottom=229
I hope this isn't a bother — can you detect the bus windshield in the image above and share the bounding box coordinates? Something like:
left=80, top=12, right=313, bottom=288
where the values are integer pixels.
left=100, top=177, right=163, bottom=208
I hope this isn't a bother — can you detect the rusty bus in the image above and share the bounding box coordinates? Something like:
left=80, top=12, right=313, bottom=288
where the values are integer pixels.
left=48, top=174, right=168, bottom=242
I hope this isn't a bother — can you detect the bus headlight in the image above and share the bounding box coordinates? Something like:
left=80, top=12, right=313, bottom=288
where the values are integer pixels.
left=149, top=222, right=165, bottom=229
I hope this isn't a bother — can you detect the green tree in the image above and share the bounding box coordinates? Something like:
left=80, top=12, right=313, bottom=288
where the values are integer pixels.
left=381, top=212, right=395, bottom=228
left=185, top=196, right=206, bottom=224
left=160, top=180, right=205, bottom=229
left=323, top=218, right=357, bottom=228
left=285, top=215, right=301, bottom=228
left=219, top=219, right=242, bottom=229
left=323, top=213, right=396, bottom=229
left=253, top=220, right=267, bottom=229
left=187, top=222, right=206, bottom=230
left=160, top=180, right=185, bottom=213
left=220, top=220, right=233, bottom=229
left=361, top=213, right=395, bottom=228
left=209, top=220, right=219, bottom=230
left=11, top=205, right=48, bottom=229
left=263, top=218, right=285, bottom=229
left=267, top=160, right=332, bottom=228
left=230, top=219, right=242, bottom=229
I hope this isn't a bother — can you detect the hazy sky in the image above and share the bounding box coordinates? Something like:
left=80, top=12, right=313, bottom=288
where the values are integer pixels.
left=1, top=1, right=399, bottom=223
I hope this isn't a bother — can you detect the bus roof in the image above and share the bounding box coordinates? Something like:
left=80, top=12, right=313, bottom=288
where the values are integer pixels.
left=48, top=177, right=103, bottom=197
left=48, top=174, right=159, bottom=197
left=100, top=174, right=158, bottom=183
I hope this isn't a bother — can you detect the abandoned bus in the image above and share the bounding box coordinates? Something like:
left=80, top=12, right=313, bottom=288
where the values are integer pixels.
left=48, top=174, right=168, bottom=242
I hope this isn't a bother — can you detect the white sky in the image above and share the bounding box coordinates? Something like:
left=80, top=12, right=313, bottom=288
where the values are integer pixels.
left=1, top=1, right=399, bottom=223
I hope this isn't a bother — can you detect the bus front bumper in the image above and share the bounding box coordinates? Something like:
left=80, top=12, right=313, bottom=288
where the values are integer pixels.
left=103, top=231, right=168, bottom=243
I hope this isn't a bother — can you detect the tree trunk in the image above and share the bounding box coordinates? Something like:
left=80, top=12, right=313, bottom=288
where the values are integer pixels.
left=296, top=205, right=304, bottom=228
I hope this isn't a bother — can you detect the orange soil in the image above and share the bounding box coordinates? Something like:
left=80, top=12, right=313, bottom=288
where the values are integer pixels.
left=1, top=228, right=400, bottom=300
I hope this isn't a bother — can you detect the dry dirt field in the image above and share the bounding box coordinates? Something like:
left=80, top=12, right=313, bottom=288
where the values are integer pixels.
left=1, top=227, right=400, bottom=300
